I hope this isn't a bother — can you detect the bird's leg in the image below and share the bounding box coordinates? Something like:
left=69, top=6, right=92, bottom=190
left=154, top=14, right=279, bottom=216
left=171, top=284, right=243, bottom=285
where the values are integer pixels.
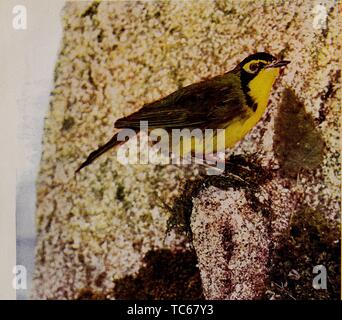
left=202, top=152, right=225, bottom=175
left=183, top=152, right=225, bottom=175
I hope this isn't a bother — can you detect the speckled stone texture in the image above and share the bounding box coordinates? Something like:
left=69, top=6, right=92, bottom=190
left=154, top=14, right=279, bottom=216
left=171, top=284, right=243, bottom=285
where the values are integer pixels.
left=33, top=0, right=340, bottom=299
left=191, top=186, right=270, bottom=299
left=191, top=175, right=300, bottom=299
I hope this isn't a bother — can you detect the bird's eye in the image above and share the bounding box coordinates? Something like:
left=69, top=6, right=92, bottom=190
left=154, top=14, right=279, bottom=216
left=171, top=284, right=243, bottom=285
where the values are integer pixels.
left=249, top=62, right=259, bottom=72
left=243, top=60, right=267, bottom=74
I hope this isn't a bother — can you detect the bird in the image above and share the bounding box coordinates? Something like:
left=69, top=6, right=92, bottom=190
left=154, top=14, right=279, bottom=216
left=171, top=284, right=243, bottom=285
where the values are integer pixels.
left=76, top=52, right=290, bottom=173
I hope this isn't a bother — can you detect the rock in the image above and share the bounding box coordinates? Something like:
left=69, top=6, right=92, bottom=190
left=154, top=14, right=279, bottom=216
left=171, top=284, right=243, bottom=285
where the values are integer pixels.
left=191, top=186, right=270, bottom=299
left=190, top=170, right=301, bottom=300
left=32, top=1, right=340, bottom=299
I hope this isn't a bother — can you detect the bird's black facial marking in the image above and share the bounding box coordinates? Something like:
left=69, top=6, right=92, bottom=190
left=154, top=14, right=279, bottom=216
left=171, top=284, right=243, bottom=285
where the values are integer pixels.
left=236, top=52, right=277, bottom=110
left=238, top=52, right=277, bottom=67
left=240, top=68, right=257, bottom=109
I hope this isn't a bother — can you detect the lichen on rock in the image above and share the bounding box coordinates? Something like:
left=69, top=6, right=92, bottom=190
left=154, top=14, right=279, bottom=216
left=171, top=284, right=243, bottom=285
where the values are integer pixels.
left=33, top=0, right=340, bottom=300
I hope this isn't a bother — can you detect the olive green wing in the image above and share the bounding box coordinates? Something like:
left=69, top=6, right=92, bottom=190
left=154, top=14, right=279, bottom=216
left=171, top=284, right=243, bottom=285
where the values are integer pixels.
left=115, top=73, right=247, bottom=130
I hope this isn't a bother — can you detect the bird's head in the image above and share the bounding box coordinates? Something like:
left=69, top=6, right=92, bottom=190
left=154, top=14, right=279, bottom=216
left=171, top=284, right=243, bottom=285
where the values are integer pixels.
left=237, top=52, right=290, bottom=110
left=238, top=52, right=290, bottom=75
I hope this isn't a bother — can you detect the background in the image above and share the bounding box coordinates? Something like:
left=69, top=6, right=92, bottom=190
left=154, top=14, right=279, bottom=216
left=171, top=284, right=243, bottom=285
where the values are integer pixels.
left=0, top=0, right=339, bottom=300
left=0, top=0, right=65, bottom=299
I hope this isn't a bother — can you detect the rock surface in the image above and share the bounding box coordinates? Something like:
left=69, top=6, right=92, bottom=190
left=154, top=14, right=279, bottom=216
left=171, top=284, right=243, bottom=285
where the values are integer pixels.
left=192, top=186, right=270, bottom=299
left=191, top=172, right=300, bottom=299
left=32, top=0, right=340, bottom=299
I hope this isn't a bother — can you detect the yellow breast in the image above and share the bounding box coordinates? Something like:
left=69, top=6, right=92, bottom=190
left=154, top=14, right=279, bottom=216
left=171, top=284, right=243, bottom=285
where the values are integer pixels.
left=221, top=67, right=280, bottom=149
left=174, top=67, right=280, bottom=156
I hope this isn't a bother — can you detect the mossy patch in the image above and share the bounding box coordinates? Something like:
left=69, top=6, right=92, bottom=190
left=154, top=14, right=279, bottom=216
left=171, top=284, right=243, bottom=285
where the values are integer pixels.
left=274, top=88, right=325, bottom=178
left=116, top=184, right=125, bottom=201
left=166, top=154, right=273, bottom=240
left=81, top=1, right=100, bottom=19
left=112, top=248, right=204, bottom=300
left=61, top=117, right=75, bottom=131
left=166, top=177, right=204, bottom=240
left=91, top=186, right=104, bottom=200
left=269, top=206, right=340, bottom=300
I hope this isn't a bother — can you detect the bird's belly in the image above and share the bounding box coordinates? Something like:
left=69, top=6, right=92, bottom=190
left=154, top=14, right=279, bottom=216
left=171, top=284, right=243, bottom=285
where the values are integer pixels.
left=222, top=103, right=267, bottom=149
left=182, top=106, right=266, bottom=155
left=148, top=103, right=267, bottom=157
left=223, top=115, right=259, bottom=148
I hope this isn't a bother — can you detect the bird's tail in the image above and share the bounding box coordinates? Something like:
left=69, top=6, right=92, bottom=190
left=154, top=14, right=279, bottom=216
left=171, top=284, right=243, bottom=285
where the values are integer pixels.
left=75, top=132, right=123, bottom=173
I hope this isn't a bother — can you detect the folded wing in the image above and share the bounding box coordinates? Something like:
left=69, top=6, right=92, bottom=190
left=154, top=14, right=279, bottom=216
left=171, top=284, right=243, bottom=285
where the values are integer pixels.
left=115, top=73, right=247, bottom=130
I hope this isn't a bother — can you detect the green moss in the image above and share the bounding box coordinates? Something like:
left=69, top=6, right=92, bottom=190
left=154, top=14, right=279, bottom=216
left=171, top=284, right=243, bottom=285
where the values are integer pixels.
left=81, top=1, right=100, bottom=19
left=61, top=117, right=75, bottom=131
left=116, top=184, right=125, bottom=201
left=269, top=206, right=340, bottom=300
left=274, top=88, right=325, bottom=178
left=166, top=177, right=204, bottom=239
left=91, top=186, right=104, bottom=200
left=113, top=248, right=204, bottom=300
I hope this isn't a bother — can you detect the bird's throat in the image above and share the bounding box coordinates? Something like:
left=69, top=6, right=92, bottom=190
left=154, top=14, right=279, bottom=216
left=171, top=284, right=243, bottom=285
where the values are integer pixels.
left=222, top=67, right=280, bottom=149
left=247, top=67, right=280, bottom=116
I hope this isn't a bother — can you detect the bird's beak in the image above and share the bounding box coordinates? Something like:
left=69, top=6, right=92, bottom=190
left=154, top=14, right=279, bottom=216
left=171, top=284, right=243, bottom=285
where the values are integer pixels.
left=266, top=60, right=291, bottom=68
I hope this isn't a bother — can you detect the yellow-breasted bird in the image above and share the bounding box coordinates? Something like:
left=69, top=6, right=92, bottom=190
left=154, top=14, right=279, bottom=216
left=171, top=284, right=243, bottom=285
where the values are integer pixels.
left=76, top=52, right=289, bottom=172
